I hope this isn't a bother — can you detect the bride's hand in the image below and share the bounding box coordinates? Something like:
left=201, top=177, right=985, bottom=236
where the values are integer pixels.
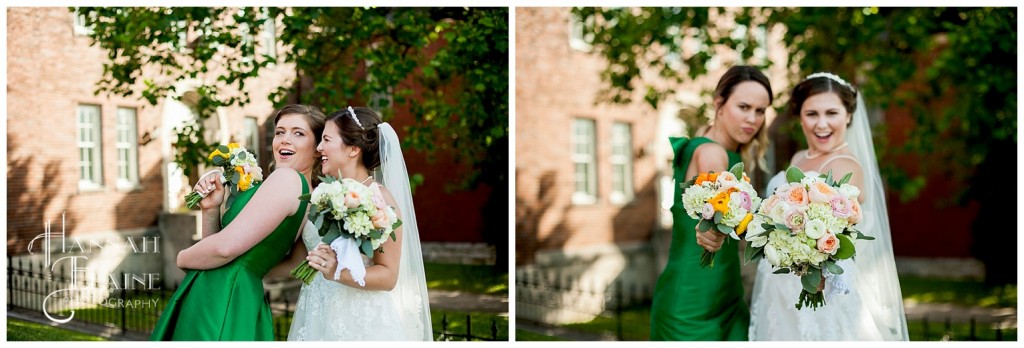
left=307, top=244, right=342, bottom=281
left=695, top=226, right=726, bottom=252
left=194, top=171, right=225, bottom=210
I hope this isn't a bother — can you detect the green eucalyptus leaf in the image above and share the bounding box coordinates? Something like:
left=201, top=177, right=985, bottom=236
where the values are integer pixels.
left=786, top=166, right=806, bottom=183
left=360, top=241, right=374, bottom=258
left=834, top=233, right=856, bottom=259
left=730, top=162, right=745, bottom=179
left=839, top=172, right=853, bottom=185
left=218, top=145, right=230, bottom=154
left=713, top=211, right=723, bottom=224
left=801, top=268, right=822, bottom=293
left=825, top=261, right=844, bottom=275
left=773, top=268, right=791, bottom=274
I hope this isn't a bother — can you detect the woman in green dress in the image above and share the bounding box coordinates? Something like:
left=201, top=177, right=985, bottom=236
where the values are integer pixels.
left=650, top=66, right=773, bottom=340
left=151, top=105, right=325, bottom=341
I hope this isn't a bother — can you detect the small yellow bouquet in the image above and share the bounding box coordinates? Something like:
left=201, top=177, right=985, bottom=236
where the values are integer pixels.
left=679, top=162, right=761, bottom=269
left=184, top=143, right=264, bottom=209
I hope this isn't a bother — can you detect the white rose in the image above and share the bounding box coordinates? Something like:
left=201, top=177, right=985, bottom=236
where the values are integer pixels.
left=805, top=219, right=827, bottom=239
left=764, top=244, right=781, bottom=267
left=838, top=184, right=860, bottom=201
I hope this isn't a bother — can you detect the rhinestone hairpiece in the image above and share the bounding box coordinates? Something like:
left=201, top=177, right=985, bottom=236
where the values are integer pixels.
left=805, top=72, right=853, bottom=90
left=348, top=106, right=363, bottom=129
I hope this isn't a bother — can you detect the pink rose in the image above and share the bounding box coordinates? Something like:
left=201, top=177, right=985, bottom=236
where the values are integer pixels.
left=343, top=190, right=361, bottom=209
left=783, top=207, right=806, bottom=232
left=830, top=196, right=852, bottom=219
left=701, top=202, right=715, bottom=220
left=761, top=194, right=780, bottom=213
left=731, top=191, right=752, bottom=212
left=808, top=181, right=838, bottom=204
left=371, top=185, right=388, bottom=209
left=817, top=232, right=839, bottom=255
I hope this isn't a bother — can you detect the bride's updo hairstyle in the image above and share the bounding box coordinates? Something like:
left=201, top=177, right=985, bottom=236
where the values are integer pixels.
left=788, top=72, right=858, bottom=126
left=325, top=106, right=384, bottom=171
left=710, top=65, right=773, bottom=173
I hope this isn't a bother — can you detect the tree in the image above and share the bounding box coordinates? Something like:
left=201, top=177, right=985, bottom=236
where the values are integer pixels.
left=574, top=7, right=1016, bottom=284
left=77, top=7, right=509, bottom=269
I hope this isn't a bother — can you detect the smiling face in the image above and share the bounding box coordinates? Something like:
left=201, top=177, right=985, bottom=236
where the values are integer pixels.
left=715, top=81, right=770, bottom=148
left=316, top=120, right=360, bottom=177
left=799, top=92, right=852, bottom=153
left=272, top=113, right=317, bottom=174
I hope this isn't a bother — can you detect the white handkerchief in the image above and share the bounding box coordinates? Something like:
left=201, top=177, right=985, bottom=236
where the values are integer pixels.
left=329, top=238, right=367, bottom=286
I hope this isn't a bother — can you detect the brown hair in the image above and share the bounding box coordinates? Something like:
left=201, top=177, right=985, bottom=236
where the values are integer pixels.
left=325, top=106, right=384, bottom=171
left=711, top=65, right=773, bottom=173
left=787, top=75, right=858, bottom=121
left=272, top=104, right=326, bottom=186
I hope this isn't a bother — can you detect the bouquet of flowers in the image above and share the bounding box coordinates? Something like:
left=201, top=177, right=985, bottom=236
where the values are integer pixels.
left=184, top=143, right=263, bottom=209
left=743, top=166, right=874, bottom=310
left=679, top=162, right=761, bottom=269
left=290, top=175, right=402, bottom=285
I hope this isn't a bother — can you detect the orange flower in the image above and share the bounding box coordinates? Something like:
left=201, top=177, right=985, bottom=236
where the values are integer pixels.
left=710, top=192, right=731, bottom=213
left=695, top=173, right=710, bottom=185
left=708, top=172, right=719, bottom=182
left=736, top=213, right=754, bottom=235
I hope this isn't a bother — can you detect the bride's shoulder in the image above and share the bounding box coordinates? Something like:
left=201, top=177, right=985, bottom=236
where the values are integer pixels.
left=373, top=183, right=402, bottom=216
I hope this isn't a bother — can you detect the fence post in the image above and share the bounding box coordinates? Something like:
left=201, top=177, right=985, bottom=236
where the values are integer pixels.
left=616, top=279, right=623, bottom=341
left=944, top=316, right=952, bottom=340
left=7, top=256, right=12, bottom=310
left=995, top=326, right=1002, bottom=341
left=441, top=313, right=448, bottom=341
left=969, top=317, right=976, bottom=341
left=466, top=315, right=472, bottom=341
left=491, top=319, right=498, bottom=341
left=923, top=316, right=929, bottom=341
left=121, top=272, right=127, bottom=335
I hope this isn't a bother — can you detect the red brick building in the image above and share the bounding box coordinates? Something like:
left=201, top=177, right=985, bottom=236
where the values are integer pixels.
left=7, top=8, right=491, bottom=261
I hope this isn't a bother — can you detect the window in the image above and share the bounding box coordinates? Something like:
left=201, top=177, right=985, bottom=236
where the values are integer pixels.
left=260, top=9, right=277, bottom=61
left=77, top=105, right=103, bottom=189
left=115, top=107, right=140, bottom=189
left=73, top=9, right=94, bottom=36
left=243, top=116, right=260, bottom=161
left=610, top=122, right=634, bottom=204
left=568, top=12, right=594, bottom=52
left=572, top=118, right=597, bottom=204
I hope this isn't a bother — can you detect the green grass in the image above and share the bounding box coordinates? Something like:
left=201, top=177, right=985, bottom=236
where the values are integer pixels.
left=515, top=329, right=564, bottom=341
left=908, top=319, right=1017, bottom=341
left=431, top=310, right=509, bottom=341
left=562, top=306, right=651, bottom=341
left=424, top=262, right=508, bottom=296
left=900, top=276, right=1017, bottom=308
left=7, top=318, right=107, bottom=341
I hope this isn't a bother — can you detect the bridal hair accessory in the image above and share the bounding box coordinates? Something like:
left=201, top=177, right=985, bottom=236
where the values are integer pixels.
left=348, top=106, right=363, bottom=129
left=805, top=72, right=854, bottom=91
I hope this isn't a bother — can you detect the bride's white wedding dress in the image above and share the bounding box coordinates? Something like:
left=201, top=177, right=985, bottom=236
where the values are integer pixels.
left=287, top=220, right=411, bottom=341
left=749, top=92, right=908, bottom=341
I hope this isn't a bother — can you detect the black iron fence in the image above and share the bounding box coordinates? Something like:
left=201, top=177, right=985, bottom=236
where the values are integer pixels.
left=516, top=271, right=652, bottom=340
left=7, top=256, right=502, bottom=341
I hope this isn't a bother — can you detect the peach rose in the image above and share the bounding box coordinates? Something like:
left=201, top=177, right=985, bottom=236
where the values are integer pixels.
left=779, top=183, right=809, bottom=207
left=808, top=181, right=839, bottom=204
left=343, top=190, right=362, bottom=209
left=371, top=208, right=391, bottom=229
left=817, top=232, right=839, bottom=255
left=848, top=198, right=862, bottom=224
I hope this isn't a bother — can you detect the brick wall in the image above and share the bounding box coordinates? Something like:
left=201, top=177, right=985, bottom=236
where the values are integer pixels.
left=515, top=8, right=660, bottom=264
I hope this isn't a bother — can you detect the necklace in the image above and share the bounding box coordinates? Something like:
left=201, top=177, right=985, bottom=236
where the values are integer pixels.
left=359, top=176, right=374, bottom=185
left=804, top=142, right=849, bottom=160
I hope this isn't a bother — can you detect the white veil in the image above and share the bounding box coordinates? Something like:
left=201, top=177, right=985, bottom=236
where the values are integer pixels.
left=846, top=92, right=909, bottom=340
left=375, top=122, right=433, bottom=341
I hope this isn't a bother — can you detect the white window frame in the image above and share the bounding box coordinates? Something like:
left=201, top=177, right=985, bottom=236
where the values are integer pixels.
left=260, top=9, right=277, bottom=62
left=572, top=118, right=598, bottom=204
left=243, top=116, right=260, bottom=161
left=77, top=104, right=104, bottom=190
left=115, top=107, right=140, bottom=190
left=568, top=12, right=594, bottom=52
left=610, top=122, right=634, bottom=204
left=72, top=9, right=94, bottom=36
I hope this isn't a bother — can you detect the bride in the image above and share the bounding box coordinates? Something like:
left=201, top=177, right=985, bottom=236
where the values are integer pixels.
left=287, top=106, right=432, bottom=341
left=748, top=72, right=908, bottom=340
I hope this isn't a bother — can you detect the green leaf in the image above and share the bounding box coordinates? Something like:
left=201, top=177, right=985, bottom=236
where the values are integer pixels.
left=391, top=218, right=403, bottom=231
left=744, top=244, right=764, bottom=263
left=218, top=145, right=230, bottom=154
left=716, top=224, right=734, bottom=235
left=370, top=230, right=383, bottom=240
left=321, top=222, right=341, bottom=243
left=713, top=211, right=723, bottom=224
left=729, top=162, right=744, bottom=179
left=834, top=233, right=857, bottom=259
left=839, top=172, right=854, bottom=185
left=801, top=268, right=822, bottom=293
left=825, top=170, right=835, bottom=186
left=359, top=240, right=374, bottom=258
left=298, top=193, right=312, bottom=201
left=825, top=261, right=844, bottom=275
left=773, top=268, right=791, bottom=274
left=774, top=223, right=791, bottom=233
left=681, top=179, right=695, bottom=188
left=212, top=156, right=224, bottom=166
left=237, top=151, right=247, bottom=160
left=786, top=166, right=806, bottom=183
left=314, top=212, right=325, bottom=231
left=390, top=231, right=397, bottom=242
left=698, top=219, right=713, bottom=232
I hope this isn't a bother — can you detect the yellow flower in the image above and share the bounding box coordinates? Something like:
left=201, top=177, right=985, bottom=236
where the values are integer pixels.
left=710, top=192, right=731, bottom=213
left=238, top=173, right=253, bottom=191
left=736, top=213, right=754, bottom=235
left=228, top=143, right=240, bottom=151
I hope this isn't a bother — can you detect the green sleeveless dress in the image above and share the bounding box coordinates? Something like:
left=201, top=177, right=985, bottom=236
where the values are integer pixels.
left=151, top=173, right=309, bottom=341
left=649, top=137, right=749, bottom=341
